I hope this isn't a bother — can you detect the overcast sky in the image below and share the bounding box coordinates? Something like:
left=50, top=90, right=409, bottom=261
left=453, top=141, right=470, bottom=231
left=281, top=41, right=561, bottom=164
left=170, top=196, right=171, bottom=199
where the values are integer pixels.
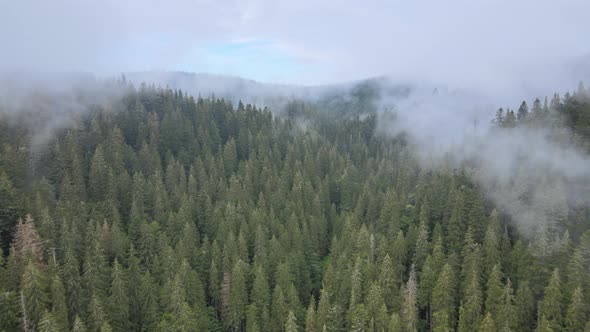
left=1, top=0, right=589, bottom=94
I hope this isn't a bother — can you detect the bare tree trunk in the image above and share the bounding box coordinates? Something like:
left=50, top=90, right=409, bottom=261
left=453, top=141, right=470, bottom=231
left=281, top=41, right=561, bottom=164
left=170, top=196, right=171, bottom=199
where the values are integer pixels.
left=20, top=290, right=30, bottom=332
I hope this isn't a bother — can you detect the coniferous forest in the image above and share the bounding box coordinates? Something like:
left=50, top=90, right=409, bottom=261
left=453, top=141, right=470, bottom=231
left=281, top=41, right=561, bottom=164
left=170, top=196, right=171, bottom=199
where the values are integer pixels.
left=0, top=79, right=589, bottom=332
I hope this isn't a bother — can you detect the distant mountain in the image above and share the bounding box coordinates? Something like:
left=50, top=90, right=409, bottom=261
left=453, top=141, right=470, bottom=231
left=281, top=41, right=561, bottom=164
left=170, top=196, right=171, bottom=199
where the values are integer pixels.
left=124, top=71, right=420, bottom=115
left=124, top=71, right=342, bottom=107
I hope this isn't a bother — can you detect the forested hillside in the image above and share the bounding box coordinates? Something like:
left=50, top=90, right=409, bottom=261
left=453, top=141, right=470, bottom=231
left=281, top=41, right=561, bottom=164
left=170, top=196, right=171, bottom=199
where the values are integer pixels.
left=0, top=79, right=589, bottom=332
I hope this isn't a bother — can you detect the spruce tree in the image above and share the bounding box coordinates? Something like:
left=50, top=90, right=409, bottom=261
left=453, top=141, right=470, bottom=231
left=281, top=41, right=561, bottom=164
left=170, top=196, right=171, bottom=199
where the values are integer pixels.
left=401, top=265, right=418, bottom=332
left=479, top=312, right=496, bottom=332
left=22, top=260, right=48, bottom=330
left=109, top=259, right=129, bottom=332
left=431, top=263, right=455, bottom=332
left=540, top=268, right=563, bottom=329
left=484, top=264, right=503, bottom=321
left=565, top=286, right=586, bottom=332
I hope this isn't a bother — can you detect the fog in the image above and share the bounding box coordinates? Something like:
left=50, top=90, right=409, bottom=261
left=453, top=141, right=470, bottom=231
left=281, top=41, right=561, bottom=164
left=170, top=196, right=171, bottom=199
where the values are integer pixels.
left=2, top=0, right=589, bottom=87
left=373, top=81, right=590, bottom=246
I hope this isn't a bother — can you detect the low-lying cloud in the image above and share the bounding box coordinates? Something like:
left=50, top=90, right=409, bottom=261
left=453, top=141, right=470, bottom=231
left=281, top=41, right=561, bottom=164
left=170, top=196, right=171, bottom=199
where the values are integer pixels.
left=374, top=81, right=590, bottom=245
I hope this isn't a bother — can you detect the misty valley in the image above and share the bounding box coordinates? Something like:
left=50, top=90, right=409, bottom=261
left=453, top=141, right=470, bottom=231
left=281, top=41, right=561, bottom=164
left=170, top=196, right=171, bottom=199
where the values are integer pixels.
left=0, top=74, right=589, bottom=332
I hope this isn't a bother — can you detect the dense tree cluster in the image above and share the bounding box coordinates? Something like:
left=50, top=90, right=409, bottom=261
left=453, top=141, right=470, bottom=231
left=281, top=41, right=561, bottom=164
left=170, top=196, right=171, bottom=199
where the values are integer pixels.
left=0, top=80, right=589, bottom=331
left=493, top=82, right=590, bottom=150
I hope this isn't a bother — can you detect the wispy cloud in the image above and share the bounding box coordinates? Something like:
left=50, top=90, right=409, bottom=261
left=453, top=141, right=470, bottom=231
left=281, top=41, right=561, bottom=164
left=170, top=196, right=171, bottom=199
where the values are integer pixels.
left=1, top=0, right=589, bottom=89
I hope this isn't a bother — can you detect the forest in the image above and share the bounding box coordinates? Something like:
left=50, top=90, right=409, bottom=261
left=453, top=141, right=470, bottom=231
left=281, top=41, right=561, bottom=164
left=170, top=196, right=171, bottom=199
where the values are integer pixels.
left=0, top=79, right=589, bottom=332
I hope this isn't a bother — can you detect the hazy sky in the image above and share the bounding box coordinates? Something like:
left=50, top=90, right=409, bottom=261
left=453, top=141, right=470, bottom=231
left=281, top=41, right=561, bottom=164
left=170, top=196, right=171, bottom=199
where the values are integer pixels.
left=1, top=0, right=589, bottom=91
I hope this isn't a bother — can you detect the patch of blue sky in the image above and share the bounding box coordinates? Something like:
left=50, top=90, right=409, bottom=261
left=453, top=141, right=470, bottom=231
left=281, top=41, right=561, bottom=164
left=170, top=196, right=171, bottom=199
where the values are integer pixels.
left=178, top=40, right=314, bottom=83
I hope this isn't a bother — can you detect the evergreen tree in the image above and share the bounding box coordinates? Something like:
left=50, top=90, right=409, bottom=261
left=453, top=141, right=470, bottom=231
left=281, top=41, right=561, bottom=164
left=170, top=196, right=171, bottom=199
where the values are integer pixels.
left=109, top=259, right=129, bottom=332
left=305, top=296, right=316, bottom=332
left=22, top=260, right=48, bottom=330
left=457, top=270, right=483, bottom=332
left=72, top=315, right=87, bottom=332
left=62, top=246, right=82, bottom=324
left=565, top=286, right=586, bottom=332
left=479, top=312, right=496, bottom=332
left=401, top=265, right=418, bottom=332
left=250, top=265, right=270, bottom=331
left=515, top=280, right=535, bottom=332
left=484, top=264, right=503, bottom=321
left=482, top=214, right=500, bottom=276
left=498, top=278, right=516, bottom=332
left=431, top=262, right=455, bottom=332
left=517, top=101, right=529, bottom=121
left=49, top=274, right=69, bottom=331
left=413, top=218, right=430, bottom=271
left=272, top=285, right=289, bottom=332
left=38, top=310, right=59, bottom=332
left=349, top=304, right=368, bottom=332
left=539, top=268, right=563, bottom=329
left=286, top=310, right=299, bottom=332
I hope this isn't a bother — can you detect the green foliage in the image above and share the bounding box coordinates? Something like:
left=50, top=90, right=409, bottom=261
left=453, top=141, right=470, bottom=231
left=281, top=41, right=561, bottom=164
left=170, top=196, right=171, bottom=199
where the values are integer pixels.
left=22, top=260, right=48, bottom=330
left=432, top=263, right=455, bottom=332
left=540, top=269, right=563, bottom=329
left=0, top=82, right=587, bottom=331
left=565, top=286, right=586, bottom=332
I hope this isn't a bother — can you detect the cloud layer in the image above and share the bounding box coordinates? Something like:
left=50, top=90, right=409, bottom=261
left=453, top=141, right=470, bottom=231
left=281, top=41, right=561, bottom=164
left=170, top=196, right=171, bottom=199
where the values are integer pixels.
left=2, top=0, right=589, bottom=89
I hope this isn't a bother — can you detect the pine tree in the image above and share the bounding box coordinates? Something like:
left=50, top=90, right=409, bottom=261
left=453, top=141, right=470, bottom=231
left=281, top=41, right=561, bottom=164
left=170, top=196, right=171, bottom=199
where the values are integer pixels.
left=515, top=280, right=535, bottom=332
left=447, top=190, right=464, bottom=254
left=503, top=109, right=514, bottom=127
left=536, top=314, right=554, bottom=332
left=565, top=286, right=586, bottom=332
left=348, top=256, right=363, bottom=319
left=566, top=249, right=585, bottom=295
left=388, top=312, right=402, bottom=332
left=87, top=294, right=106, bottom=332
left=0, top=172, right=21, bottom=251
left=100, top=321, right=113, bottom=332
left=176, top=302, right=199, bottom=331
left=413, top=218, right=430, bottom=271
left=286, top=310, right=299, bottom=332
left=539, top=268, right=563, bottom=329
left=72, top=315, right=87, bottom=332
left=12, top=215, right=44, bottom=265
left=22, top=260, right=48, bottom=330
left=494, top=108, right=505, bottom=126
left=365, top=283, right=388, bottom=331
left=0, top=290, right=19, bottom=330
left=517, top=101, right=529, bottom=121
left=250, top=265, right=270, bottom=331
left=401, top=265, right=418, bottom=332
left=418, top=255, right=437, bottom=326
left=228, top=259, right=248, bottom=331
left=305, top=296, right=316, bottom=332
left=379, top=254, right=399, bottom=311
left=246, top=304, right=260, bottom=332
left=109, top=259, right=130, bottom=331
left=391, top=230, right=407, bottom=282
left=482, top=215, right=500, bottom=276
left=49, top=274, right=69, bottom=331
left=457, top=269, right=483, bottom=332
left=484, top=264, right=503, bottom=321
left=479, top=312, right=496, bottom=332
left=38, top=310, right=59, bottom=332
left=315, top=288, right=331, bottom=332
left=349, top=304, right=368, bottom=332
left=432, top=263, right=455, bottom=332
left=498, top=278, right=516, bottom=331
left=62, top=246, right=82, bottom=323
left=271, top=285, right=289, bottom=332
